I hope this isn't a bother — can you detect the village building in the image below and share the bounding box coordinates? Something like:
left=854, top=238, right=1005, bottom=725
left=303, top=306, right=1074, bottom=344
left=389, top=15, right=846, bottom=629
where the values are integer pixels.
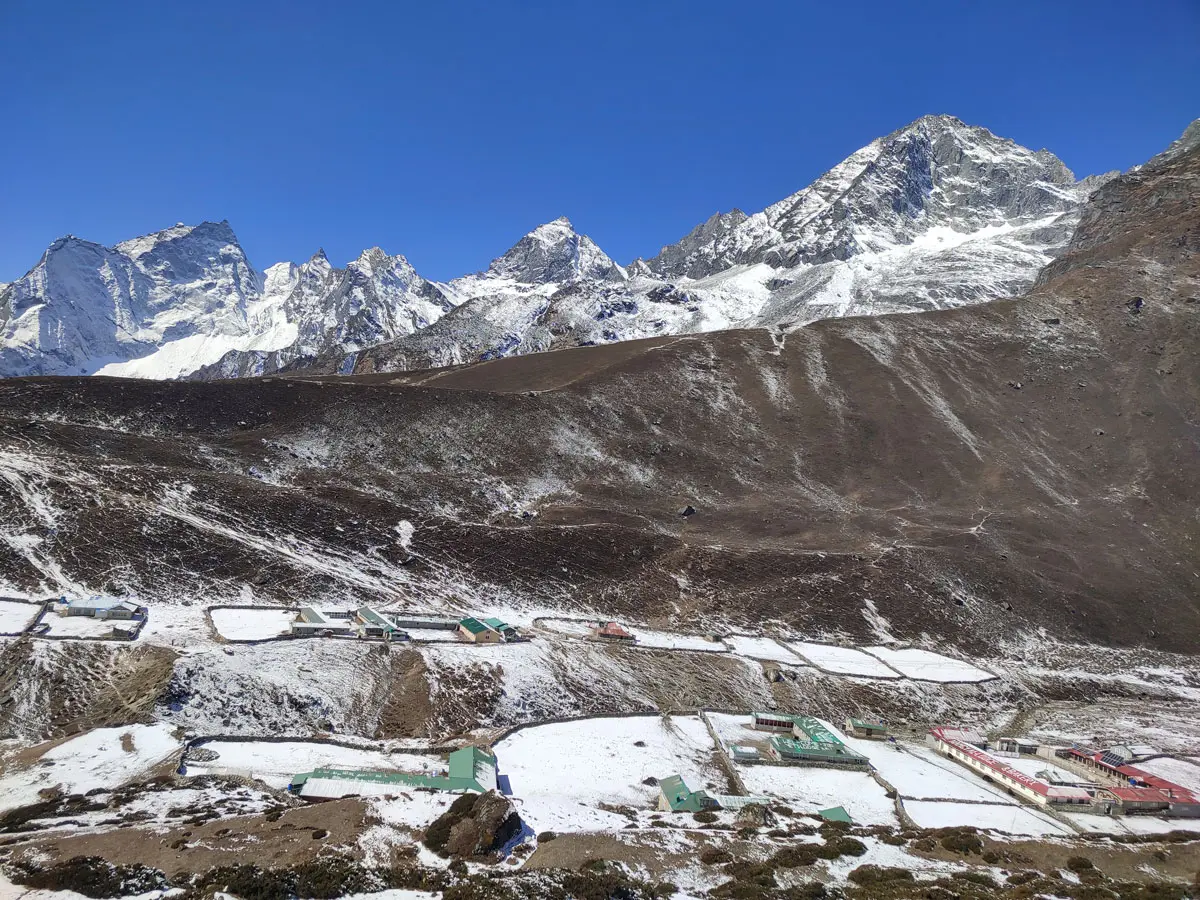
left=818, top=805, right=853, bottom=824
left=290, top=606, right=353, bottom=637
left=354, top=606, right=407, bottom=640
left=595, top=621, right=635, bottom=641
left=289, top=746, right=498, bottom=802
left=1058, top=747, right=1200, bottom=817
left=929, top=727, right=1093, bottom=808
left=63, top=596, right=145, bottom=620
left=657, top=774, right=770, bottom=813
left=482, top=617, right=520, bottom=641
left=753, top=711, right=801, bottom=732
left=845, top=718, right=888, bottom=739
left=391, top=615, right=460, bottom=631
left=765, top=716, right=870, bottom=769
left=458, top=617, right=504, bottom=643
left=728, top=744, right=761, bottom=762
left=995, top=737, right=1039, bottom=756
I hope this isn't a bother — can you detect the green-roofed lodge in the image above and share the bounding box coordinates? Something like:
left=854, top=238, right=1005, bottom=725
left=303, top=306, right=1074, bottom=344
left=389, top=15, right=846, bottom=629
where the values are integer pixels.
left=289, top=745, right=498, bottom=801
left=845, top=718, right=888, bottom=739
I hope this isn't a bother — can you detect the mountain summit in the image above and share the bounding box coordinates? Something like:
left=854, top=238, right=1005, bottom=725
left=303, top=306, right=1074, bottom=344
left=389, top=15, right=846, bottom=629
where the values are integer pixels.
left=0, top=114, right=1137, bottom=380
left=486, top=217, right=627, bottom=284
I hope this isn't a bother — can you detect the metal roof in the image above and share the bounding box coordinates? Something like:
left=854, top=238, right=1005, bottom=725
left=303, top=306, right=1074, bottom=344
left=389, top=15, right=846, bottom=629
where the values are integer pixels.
left=459, top=617, right=493, bottom=635
left=68, top=596, right=124, bottom=610
left=818, top=805, right=853, bottom=823
left=357, top=606, right=397, bottom=628
left=849, top=719, right=887, bottom=730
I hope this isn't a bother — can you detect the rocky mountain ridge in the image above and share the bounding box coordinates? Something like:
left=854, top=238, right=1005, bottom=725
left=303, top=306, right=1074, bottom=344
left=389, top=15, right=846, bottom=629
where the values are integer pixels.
left=0, top=115, right=1126, bottom=379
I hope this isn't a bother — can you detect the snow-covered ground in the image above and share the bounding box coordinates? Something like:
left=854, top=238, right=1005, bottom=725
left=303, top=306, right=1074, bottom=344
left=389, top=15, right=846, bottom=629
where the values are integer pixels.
left=0, top=724, right=182, bottom=813
left=186, top=739, right=444, bottom=790
left=787, top=642, right=900, bottom=678
left=842, top=737, right=1017, bottom=804
left=38, top=613, right=120, bottom=638
left=742, top=765, right=896, bottom=825
left=726, top=635, right=804, bottom=664
left=406, top=627, right=461, bottom=642
left=494, top=715, right=724, bottom=832
left=630, top=628, right=727, bottom=652
left=0, top=598, right=38, bottom=633
left=863, top=646, right=995, bottom=682
left=705, top=713, right=895, bottom=824
left=537, top=618, right=596, bottom=637
left=1063, top=812, right=1198, bottom=835
left=210, top=607, right=296, bottom=641
left=903, top=800, right=1070, bottom=835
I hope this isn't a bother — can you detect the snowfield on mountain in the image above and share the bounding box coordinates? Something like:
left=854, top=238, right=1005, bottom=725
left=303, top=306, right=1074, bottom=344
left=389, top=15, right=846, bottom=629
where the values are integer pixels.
left=0, top=115, right=1115, bottom=381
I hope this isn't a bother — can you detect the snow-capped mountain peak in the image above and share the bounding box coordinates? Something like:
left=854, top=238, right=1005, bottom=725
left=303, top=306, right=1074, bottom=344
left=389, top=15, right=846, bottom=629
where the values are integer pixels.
left=486, top=217, right=627, bottom=284
left=2, top=113, right=1159, bottom=381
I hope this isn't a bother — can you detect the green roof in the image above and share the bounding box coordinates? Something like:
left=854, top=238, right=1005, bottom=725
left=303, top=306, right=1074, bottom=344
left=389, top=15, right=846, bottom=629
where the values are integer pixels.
left=770, top=735, right=866, bottom=764
left=482, top=617, right=513, bottom=631
left=294, top=767, right=453, bottom=791
left=659, top=775, right=709, bottom=812
left=447, top=746, right=498, bottom=792
left=459, top=617, right=492, bottom=635
left=818, top=805, right=853, bottom=824
left=793, top=716, right=844, bottom=746
left=850, top=718, right=886, bottom=730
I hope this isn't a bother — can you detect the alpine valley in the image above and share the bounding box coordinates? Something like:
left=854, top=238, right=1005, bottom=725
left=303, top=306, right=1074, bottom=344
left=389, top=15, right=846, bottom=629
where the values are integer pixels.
left=3, top=116, right=1200, bottom=900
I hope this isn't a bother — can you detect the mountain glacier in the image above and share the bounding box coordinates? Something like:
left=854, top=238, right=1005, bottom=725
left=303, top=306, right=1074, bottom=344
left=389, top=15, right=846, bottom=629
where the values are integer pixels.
left=0, top=115, right=1115, bottom=380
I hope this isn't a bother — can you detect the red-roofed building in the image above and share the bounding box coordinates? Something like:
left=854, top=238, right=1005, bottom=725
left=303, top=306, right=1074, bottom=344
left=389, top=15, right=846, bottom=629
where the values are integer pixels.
left=595, top=621, right=635, bottom=641
left=929, top=727, right=1091, bottom=808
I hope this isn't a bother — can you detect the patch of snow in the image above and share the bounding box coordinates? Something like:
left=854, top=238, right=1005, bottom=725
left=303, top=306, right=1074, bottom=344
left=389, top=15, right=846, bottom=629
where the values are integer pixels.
left=787, top=642, right=901, bottom=678
left=903, top=799, right=1071, bottom=835
left=494, top=715, right=723, bottom=833
left=630, top=628, right=727, bottom=652
left=0, top=599, right=38, bottom=633
left=0, top=724, right=182, bottom=813
left=862, top=646, right=995, bottom=682
left=210, top=607, right=296, bottom=641
left=726, top=635, right=803, bottom=664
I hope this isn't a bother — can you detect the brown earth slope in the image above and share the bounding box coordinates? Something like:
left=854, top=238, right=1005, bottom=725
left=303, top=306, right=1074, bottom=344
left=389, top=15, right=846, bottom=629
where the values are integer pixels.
left=0, top=136, right=1195, bottom=653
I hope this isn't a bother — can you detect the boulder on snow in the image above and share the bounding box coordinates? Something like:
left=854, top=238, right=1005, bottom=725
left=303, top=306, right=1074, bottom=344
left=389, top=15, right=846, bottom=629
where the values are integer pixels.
left=424, top=790, right=521, bottom=860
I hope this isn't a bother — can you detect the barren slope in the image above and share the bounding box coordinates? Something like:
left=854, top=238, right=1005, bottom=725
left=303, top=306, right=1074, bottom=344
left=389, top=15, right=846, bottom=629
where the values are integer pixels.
left=0, top=140, right=1196, bottom=653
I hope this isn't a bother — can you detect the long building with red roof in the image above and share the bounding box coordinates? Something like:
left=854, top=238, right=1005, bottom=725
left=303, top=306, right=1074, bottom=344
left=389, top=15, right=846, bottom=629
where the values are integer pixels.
left=929, top=728, right=1200, bottom=818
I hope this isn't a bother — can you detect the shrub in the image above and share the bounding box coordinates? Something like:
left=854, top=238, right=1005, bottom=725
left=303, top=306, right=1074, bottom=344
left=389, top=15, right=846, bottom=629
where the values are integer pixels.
left=693, top=810, right=719, bottom=824
left=822, top=836, right=867, bottom=859
left=700, top=847, right=732, bottom=865
left=847, top=864, right=915, bottom=886
left=939, top=830, right=983, bottom=855
left=770, top=845, right=819, bottom=868
left=952, top=871, right=997, bottom=888
left=8, top=857, right=168, bottom=899
left=291, top=856, right=373, bottom=899
left=1067, top=855, right=1096, bottom=872
left=537, top=830, right=557, bottom=842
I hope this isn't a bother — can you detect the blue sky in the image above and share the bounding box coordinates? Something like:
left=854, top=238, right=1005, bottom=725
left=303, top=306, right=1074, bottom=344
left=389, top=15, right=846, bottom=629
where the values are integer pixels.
left=1, top=0, right=1197, bottom=283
